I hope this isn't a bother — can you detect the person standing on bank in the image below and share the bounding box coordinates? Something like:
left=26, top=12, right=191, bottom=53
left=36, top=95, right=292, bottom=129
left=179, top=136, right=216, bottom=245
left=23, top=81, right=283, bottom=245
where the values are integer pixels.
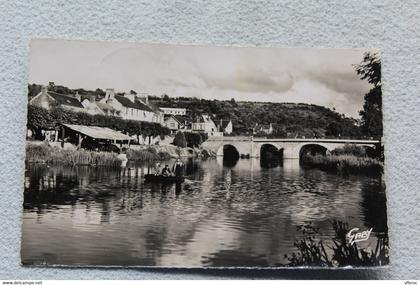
left=173, top=159, right=185, bottom=178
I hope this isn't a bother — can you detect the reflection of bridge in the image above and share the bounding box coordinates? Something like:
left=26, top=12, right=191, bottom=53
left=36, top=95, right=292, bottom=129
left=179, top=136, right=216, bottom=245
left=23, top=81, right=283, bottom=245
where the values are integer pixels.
left=202, top=136, right=380, bottom=160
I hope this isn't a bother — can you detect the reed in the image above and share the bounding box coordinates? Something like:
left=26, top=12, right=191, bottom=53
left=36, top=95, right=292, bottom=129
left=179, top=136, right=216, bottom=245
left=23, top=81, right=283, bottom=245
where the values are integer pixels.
left=301, top=154, right=383, bottom=175
left=26, top=143, right=121, bottom=167
left=285, top=221, right=389, bottom=267
left=126, top=147, right=171, bottom=161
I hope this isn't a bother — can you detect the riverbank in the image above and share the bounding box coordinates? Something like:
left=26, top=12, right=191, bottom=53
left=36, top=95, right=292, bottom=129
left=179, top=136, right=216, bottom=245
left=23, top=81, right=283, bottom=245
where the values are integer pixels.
left=301, top=154, right=383, bottom=175
left=26, top=143, right=121, bottom=167
left=26, top=141, right=216, bottom=166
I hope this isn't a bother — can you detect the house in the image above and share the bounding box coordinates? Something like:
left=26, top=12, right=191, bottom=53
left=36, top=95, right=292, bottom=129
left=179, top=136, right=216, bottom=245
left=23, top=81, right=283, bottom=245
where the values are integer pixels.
left=164, top=115, right=191, bottom=133
left=160, top=107, right=187, bottom=116
left=192, top=114, right=223, bottom=136
left=29, top=86, right=85, bottom=112
left=254, top=123, right=274, bottom=135
left=217, top=119, right=233, bottom=135
left=99, top=89, right=164, bottom=124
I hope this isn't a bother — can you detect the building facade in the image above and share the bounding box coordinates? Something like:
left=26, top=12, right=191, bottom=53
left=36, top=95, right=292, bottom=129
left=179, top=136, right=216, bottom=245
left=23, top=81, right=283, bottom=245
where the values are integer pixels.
left=99, top=89, right=164, bottom=124
left=217, top=119, right=233, bottom=135
left=160, top=107, right=187, bottom=116
left=192, top=115, right=223, bottom=136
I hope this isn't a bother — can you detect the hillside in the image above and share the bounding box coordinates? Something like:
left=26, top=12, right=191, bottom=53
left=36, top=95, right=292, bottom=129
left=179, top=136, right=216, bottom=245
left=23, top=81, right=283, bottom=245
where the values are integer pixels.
left=152, top=96, right=362, bottom=139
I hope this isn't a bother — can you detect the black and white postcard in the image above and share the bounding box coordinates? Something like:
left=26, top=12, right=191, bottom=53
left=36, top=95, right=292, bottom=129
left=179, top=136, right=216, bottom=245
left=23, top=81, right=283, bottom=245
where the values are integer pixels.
left=22, top=39, right=388, bottom=268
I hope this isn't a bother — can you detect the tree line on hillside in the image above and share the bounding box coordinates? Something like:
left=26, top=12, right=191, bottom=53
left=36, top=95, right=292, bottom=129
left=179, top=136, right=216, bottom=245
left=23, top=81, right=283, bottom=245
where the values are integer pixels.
left=27, top=105, right=170, bottom=142
left=154, top=98, right=364, bottom=139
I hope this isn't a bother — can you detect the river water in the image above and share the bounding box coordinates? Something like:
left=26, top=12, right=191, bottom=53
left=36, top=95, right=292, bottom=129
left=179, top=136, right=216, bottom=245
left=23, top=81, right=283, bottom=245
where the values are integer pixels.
left=21, top=158, right=387, bottom=267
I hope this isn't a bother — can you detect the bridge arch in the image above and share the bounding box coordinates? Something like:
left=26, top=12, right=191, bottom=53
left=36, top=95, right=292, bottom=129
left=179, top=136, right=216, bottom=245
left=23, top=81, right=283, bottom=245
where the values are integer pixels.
left=217, top=144, right=240, bottom=166
left=216, top=144, right=240, bottom=158
left=260, top=143, right=284, bottom=159
left=300, top=143, right=328, bottom=156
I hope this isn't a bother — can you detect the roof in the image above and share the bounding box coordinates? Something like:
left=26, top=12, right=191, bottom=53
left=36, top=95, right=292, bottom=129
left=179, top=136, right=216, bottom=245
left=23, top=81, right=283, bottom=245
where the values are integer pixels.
left=174, top=115, right=192, bottom=123
left=48, top=92, right=84, bottom=108
left=114, top=95, right=154, bottom=112
left=62, top=124, right=133, bottom=141
left=96, top=102, right=117, bottom=112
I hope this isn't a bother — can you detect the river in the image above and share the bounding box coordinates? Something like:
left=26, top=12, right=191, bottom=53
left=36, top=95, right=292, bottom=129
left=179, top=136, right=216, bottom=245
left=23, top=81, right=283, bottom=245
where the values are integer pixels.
left=21, top=158, right=387, bottom=267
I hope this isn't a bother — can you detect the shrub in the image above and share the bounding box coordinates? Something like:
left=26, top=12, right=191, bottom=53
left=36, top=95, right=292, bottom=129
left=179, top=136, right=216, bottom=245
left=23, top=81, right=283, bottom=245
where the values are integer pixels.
left=173, top=131, right=187, bottom=148
left=301, top=154, right=383, bottom=175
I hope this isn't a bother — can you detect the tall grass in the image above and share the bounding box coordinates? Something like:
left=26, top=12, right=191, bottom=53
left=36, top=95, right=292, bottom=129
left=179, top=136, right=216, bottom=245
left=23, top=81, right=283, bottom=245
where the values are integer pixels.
left=26, top=143, right=121, bottom=167
left=285, top=221, right=389, bottom=267
left=301, top=154, right=383, bottom=175
left=126, top=147, right=171, bottom=161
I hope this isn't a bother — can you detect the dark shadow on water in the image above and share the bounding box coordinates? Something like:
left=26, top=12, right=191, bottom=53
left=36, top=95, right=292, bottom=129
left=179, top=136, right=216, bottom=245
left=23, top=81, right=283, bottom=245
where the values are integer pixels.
left=260, top=144, right=283, bottom=169
left=223, top=145, right=239, bottom=167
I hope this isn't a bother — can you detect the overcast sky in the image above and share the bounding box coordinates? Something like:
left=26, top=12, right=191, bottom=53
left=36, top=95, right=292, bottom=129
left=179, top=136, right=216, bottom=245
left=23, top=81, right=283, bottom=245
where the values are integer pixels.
left=29, top=39, right=374, bottom=118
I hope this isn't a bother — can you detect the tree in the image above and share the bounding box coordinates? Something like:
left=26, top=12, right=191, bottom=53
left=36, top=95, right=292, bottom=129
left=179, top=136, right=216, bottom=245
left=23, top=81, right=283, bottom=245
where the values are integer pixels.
left=173, top=131, right=187, bottom=148
left=355, top=52, right=382, bottom=138
left=326, top=122, right=342, bottom=137
left=184, top=132, right=203, bottom=148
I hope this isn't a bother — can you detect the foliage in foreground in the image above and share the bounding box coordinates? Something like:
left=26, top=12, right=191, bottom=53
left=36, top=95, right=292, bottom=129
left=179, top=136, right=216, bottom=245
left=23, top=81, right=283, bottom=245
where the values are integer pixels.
left=301, top=154, right=383, bottom=175
left=285, top=221, right=389, bottom=267
left=26, top=143, right=121, bottom=167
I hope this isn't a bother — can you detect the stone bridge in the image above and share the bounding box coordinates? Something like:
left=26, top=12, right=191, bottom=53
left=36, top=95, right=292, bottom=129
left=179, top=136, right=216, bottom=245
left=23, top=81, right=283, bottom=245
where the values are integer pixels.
left=202, top=136, right=380, bottom=160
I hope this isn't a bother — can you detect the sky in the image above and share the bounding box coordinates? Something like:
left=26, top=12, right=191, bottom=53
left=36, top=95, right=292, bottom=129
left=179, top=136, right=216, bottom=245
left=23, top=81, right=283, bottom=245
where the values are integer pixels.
left=29, top=39, right=374, bottom=118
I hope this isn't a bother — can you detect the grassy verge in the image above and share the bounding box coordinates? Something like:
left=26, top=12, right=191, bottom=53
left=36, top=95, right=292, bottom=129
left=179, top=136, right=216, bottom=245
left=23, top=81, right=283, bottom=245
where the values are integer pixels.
left=301, top=154, right=383, bottom=175
left=26, top=143, right=121, bottom=167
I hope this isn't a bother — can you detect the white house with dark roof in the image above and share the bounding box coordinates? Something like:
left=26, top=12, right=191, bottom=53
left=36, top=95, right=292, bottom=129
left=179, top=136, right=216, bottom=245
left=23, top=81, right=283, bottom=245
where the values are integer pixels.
left=99, top=89, right=164, bottom=124
left=253, top=123, right=274, bottom=135
left=192, top=114, right=223, bottom=136
left=164, top=115, right=192, bottom=133
left=217, top=119, right=233, bottom=135
left=160, top=107, right=187, bottom=116
left=29, top=86, right=86, bottom=112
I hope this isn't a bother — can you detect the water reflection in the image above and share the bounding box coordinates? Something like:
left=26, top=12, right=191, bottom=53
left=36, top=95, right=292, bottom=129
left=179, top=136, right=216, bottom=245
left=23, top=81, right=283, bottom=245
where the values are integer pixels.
left=21, top=158, right=387, bottom=267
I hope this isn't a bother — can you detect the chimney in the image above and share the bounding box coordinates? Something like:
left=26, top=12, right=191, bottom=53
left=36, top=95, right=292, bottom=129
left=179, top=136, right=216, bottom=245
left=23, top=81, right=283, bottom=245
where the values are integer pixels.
left=75, top=91, right=81, bottom=102
left=41, top=85, right=48, bottom=94
left=125, top=92, right=136, bottom=103
left=105, top=88, right=115, bottom=101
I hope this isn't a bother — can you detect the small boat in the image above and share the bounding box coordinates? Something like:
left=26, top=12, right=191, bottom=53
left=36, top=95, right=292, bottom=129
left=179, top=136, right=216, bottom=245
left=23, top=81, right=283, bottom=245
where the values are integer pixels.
left=144, top=174, right=185, bottom=183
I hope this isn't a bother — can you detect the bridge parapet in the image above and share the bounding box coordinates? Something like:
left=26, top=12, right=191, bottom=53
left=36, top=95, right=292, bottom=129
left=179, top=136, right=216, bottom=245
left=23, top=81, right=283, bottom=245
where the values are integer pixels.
left=207, top=136, right=252, bottom=142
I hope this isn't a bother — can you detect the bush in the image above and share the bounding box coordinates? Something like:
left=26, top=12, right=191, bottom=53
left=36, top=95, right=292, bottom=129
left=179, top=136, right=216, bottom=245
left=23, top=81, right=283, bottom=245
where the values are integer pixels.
left=301, top=154, right=383, bottom=175
left=173, top=131, right=187, bottom=148
left=184, top=132, right=207, bottom=148
left=332, top=144, right=367, bottom=157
